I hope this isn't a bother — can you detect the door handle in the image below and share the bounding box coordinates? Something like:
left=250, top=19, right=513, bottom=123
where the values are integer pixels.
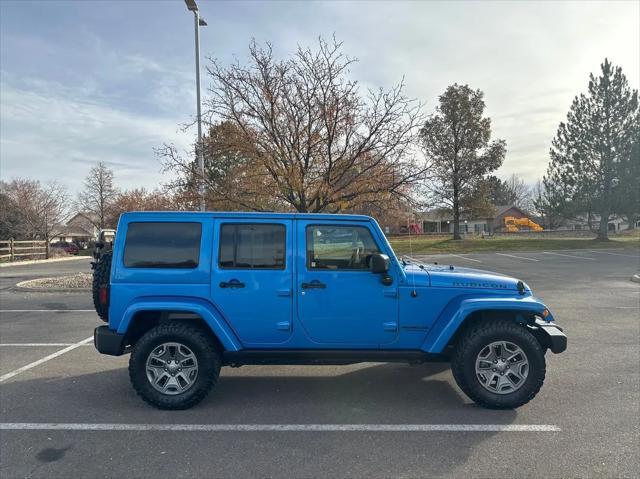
left=219, top=279, right=245, bottom=289
left=276, top=321, right=291, bottom=331
left=301, top=280, right=326, bottom=289
left=383, top=321, right=398, bottom=332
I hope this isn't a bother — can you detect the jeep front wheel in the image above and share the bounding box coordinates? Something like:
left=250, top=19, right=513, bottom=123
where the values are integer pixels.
left=451, top=320, right=546, bottom=409
left=129, top=323, right=221, bottom=410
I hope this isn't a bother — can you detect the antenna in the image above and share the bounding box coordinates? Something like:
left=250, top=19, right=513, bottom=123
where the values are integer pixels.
left=407, top=216, right=418, bottom=297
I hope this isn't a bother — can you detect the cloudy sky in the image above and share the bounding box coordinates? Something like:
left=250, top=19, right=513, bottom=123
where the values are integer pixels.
left=1, top=0, right=638, bottom=195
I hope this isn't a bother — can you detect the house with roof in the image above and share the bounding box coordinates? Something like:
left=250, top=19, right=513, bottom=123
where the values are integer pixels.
left=418, top=205, right=536, bottom=234
left=49, top=212, right=99, bottom=244
left=553, top=215, right=639, bottom=233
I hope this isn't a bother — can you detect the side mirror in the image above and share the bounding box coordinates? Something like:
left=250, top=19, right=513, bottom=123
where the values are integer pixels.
left=370, top=253, right=390, bottom=274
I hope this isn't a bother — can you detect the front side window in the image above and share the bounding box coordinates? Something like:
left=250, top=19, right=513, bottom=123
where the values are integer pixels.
left=219, top=223, right=286, bottom=269
left=306, top=225, right=380, bottom=270
left=124, top=222, right=201, bottom=268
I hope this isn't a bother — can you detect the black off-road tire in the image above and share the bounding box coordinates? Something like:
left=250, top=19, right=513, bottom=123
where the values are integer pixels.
left=129, top=322, right=221, bottom=410
left=451, top=320, right=546, bottom=409
left=92, top=251, right=112, bottom=322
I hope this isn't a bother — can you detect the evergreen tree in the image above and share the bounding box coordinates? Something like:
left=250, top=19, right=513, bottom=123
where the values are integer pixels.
left=545, top=59, right=638, bottom=240
left=613, top=115, right=639, bottom=229
left=532, top=179, right=566, bottom=230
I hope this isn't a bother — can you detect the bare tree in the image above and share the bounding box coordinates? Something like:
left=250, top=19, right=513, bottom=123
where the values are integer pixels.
left=78, top=162, right=118, bottom=229
left=163, top=37, right=425, bottom=213
left=0, top=192, right=23, bottom=240
left=0, top=179, right=69, bottom=252
left=420, top=84, right=506, bottom=239
left=503, top=174, right=533, bottom=211
left=532, top=179, right=566, bottom=229
left=161, top=121, right=279, bottom=211
left=106, top=188, right=179, bottom=226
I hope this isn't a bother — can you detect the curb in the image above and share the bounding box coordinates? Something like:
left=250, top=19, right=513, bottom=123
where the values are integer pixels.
left=13, top=285, right=91, bottom=293
left=0, top=256, right=90, bottom=268
left=632, top=274, right=640, bottom=283
left=15, top=275, right=91, bottom=293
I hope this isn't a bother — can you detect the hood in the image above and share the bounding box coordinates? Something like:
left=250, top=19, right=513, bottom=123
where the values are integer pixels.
left=404, top=263, right=529, bottom=292
left=402, top=264, right=431, bottom=287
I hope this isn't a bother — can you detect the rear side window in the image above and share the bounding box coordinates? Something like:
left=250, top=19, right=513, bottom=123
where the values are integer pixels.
left=219, top=224, right=286, bottom=269
left=124, top=222, right=201, bottom=269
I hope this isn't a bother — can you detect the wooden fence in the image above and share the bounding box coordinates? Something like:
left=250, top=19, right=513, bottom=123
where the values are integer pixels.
left=0, top=239, right=47, bottom=262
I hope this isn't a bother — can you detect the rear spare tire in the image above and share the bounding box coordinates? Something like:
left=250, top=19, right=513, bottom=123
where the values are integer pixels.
left=92, top=251, right=112, bottom=322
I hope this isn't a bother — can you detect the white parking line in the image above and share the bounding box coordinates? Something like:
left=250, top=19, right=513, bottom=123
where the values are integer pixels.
left=588, top=250, right=640, bottom=258
left=0, top=343, right=93, bottom=347
left=449, top=254, right=482, bottom=263
left=0, top=336, right=93, bottom=383
left=0, top=423, right=561, bottom=432
left=542, top=252, right=595, bottom=260
left=495, top=253, right=539, bottom=262
left=0, top=310, right=94, bottom=313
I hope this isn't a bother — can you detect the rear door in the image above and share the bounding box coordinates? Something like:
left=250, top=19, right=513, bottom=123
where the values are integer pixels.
left=296, top=220, right=399, bottom=346
left=211, top=219, right=293, bottom=346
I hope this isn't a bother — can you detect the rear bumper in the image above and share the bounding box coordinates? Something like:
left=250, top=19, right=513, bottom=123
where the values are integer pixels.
left=94, top=326, right=126, bottom=356
left=534, top=319, right=567, bottom=354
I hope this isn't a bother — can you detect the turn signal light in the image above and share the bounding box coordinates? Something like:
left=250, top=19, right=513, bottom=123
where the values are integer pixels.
left=542, top=309, right=550, bottom=319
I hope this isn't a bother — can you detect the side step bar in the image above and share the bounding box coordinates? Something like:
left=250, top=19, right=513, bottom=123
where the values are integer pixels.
left=222, top=349, right=448, bottom=366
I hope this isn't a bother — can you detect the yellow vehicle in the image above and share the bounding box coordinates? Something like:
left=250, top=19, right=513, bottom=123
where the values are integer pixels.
left=503, top=216, right=543, bottom=232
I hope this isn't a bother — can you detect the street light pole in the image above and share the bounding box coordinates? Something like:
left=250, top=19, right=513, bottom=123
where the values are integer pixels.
left=185, top=0, right=207, bottom=211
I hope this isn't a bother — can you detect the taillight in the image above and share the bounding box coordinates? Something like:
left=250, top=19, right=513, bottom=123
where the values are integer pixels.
left=99, top=287, right=109, bottom=306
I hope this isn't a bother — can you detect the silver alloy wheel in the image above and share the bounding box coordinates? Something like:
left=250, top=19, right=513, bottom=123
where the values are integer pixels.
left=475, top=341, right=529, bottom=394
left=145, top=342, right=199, bottom=395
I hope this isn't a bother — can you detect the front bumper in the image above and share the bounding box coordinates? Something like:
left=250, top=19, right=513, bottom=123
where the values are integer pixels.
left=94, top=326, right=126, bottom=356
left=534, top=318, right=567, bottom=354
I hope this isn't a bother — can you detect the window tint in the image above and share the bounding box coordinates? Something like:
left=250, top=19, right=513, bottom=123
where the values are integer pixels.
left=306, top=225, right=380, bottom=270
left=124, top=222, right=201, bottom=268
left=219, top=224, right=286, bottom=269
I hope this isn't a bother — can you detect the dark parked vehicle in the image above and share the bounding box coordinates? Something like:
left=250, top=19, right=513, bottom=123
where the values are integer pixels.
left=51, top=242, right=79, bottom=255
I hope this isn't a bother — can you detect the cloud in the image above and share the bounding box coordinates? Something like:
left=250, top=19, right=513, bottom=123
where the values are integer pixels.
left=1, top=0, right=638, bottom=194
left=0, top=72, right=193, bottom=194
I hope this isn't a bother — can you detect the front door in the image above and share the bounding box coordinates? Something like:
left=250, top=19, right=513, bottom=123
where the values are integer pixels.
left=296, top=220, right=399, bottom=346
left=211, top=219, right=293, bottom=346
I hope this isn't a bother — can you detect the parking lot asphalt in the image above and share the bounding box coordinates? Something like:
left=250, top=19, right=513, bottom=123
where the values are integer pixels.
left=0, top=249, right=639, bottom=478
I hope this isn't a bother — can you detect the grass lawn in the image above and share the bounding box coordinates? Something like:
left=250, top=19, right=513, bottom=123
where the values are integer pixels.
left=388, top=232, right=640, bottom=255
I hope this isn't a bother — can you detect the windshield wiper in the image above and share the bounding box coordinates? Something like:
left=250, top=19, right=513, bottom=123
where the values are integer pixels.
left=401, top=255, right=411, bottom=266
left=401, top=255, right=427, bottom=267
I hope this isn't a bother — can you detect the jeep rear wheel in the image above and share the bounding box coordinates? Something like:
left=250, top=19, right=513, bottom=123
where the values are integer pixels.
left=129, top=323, right=221, bottom=410
left=451, top=320, right=546, bottom=409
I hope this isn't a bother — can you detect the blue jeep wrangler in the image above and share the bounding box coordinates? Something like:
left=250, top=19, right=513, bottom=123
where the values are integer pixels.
left=93, top=212, right=566, bottom=410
